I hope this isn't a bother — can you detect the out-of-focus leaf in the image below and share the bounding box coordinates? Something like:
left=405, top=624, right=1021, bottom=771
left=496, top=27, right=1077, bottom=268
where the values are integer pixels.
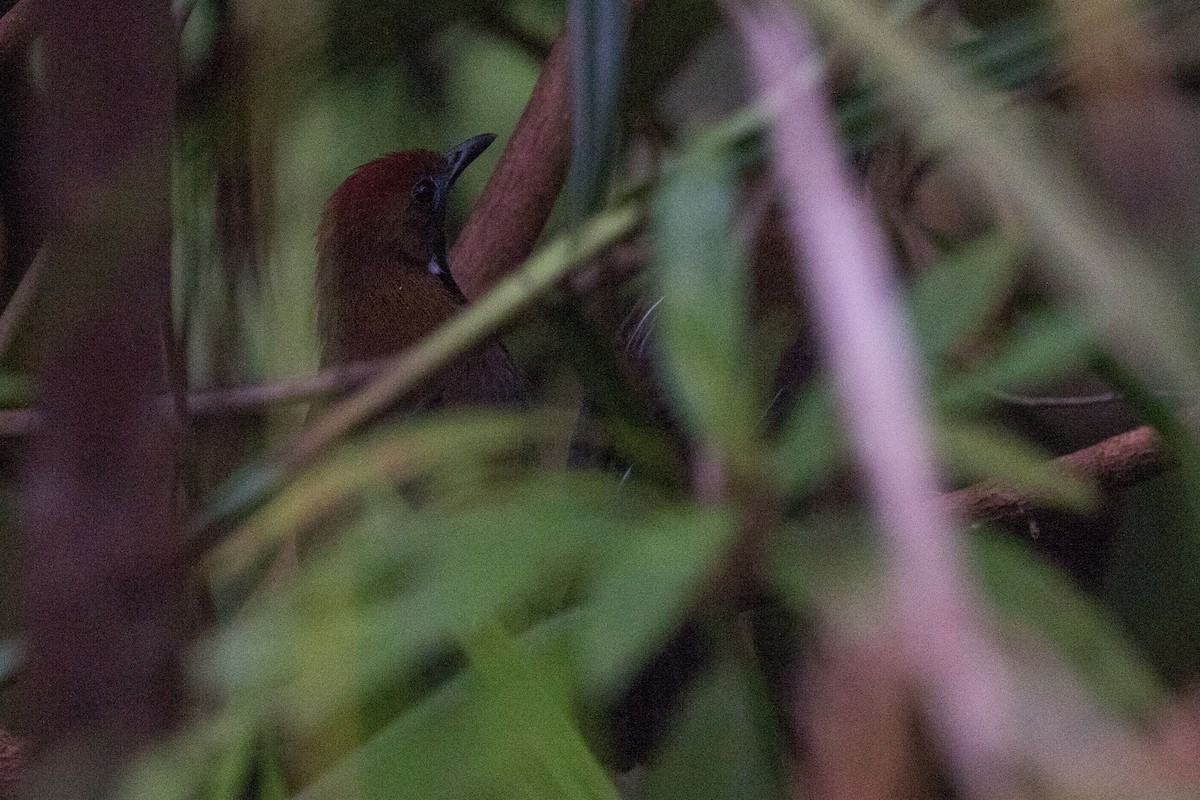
left=1106, top=473, right=1200, bottom=686
left=956, top=10, right=1056, bottom=90
left=638, top=632, right=786, bottom=800
left=205, top=412, right=540, bottom=588
left=294, top=612, right=580, bottom=800
left=937, top=420, right=1095, bottom=511
left=427, top=474, right=633, bottom=626
left=257, top=735, right=288, bottom=800
left=582, top=505, right=736, bottom=696
left=834, top=10, right=1056, bottom=150
left=0, top=372, right=29, bottom=406
left=799, top=0, right=1200, bottom=395
left=771, top=516, right=885, bottom=633
left=463, top=619, right=619, bottom=800
left=909, top=232, right=1023, bottom=367
left=769, top=382, right=842, bottom=497
left=972, top=530, right=1167, bottom=720
left=294, top=665, right=491, bottom=800
left=568, top=0, right=628, bottom=217
left=652, top=143, right=756, bottom=463
left=1094, top=358, right=1200, bottom=676
left=119, top=717, right=259, bottom=800
left=937, top=309, right=1094, bottom=410
left=207, top=726, right=258, bottom=800
left=202, top=473, right=637, bottom=731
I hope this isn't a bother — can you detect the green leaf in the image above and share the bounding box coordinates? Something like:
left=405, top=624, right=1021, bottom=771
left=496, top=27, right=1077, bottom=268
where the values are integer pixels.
left=639, top=633, right=786, bottom=800
left=771, top=516, right=885, bottom=630
left=1105, top=473, right=1200, bottom=686
left=972, top=531, right=1167, bottom=720
left=652, top=143, right=756, bottom=463
left=463, top=619, right=620, bottom=800
left=937, top=309, right=1094, bottom=410
left=936, top=420, right=1095, bottom=511
left=206, top=727, right=258, bottom=800
left=294, top=612, right=581, bottom=800
left=908, top=231, right=1023, bottom=366
left=769, top=381, right=842, bottom=496
left=205, top=411, right=542, bottom=590
left=771, top=233, right=1022, bottom=498
left=956, top=10, right=1057, bottom=91
left=568, top=0, right=628, bottom=217
left=203, top=473, right=639, bottom=732
left=1092, top=350, right=1200, bottom=523
left=582, top=505, right=736, bottom=696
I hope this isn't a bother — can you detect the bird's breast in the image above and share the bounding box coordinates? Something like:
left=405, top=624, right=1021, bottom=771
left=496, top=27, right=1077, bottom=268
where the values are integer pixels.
left=319, top=266, right=462, bottom=366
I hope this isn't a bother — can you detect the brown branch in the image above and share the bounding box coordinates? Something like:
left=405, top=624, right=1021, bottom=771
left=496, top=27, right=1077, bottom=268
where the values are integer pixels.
left=0, top=351, right=1178, bottom=529
left=0, top=375, right=1179, bottom=530
left=0, top=0, right=34, bottom=64
left=948, top=424, right=1173, bottom=524
left=185, top=359, right=381, bottom=414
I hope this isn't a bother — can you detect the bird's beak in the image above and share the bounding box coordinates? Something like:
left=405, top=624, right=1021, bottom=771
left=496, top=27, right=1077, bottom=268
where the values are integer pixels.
left=442, top=133, right=497, bottom=188
left=430, top=134, right=496, bottom=298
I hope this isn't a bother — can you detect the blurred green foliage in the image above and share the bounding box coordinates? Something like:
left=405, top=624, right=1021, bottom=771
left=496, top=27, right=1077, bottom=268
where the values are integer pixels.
left=2, top=0, right=1199, bottom=797
left=144, top=0, right=1200, bottom=794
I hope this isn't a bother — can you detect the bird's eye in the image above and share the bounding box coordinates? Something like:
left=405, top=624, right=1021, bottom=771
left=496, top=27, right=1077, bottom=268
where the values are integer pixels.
left=411, top=178, right=436, bottom=204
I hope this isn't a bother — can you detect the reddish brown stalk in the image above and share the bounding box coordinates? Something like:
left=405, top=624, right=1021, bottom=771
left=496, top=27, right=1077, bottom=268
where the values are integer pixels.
left=949, top=424, right=1172, bottom=524
left=449, top=34, right=573, bottom=301
left=450, top=0, right=652, bottom=300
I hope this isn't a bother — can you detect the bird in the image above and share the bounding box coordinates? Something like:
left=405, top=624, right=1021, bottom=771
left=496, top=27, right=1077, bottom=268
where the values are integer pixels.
left=316, top=134, right=525, bottom=410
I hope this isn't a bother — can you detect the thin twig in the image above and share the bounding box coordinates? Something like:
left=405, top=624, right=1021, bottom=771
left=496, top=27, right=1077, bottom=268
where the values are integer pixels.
left=949, top=423, right=1172, bottom=524
left=991, top=389, right=1124, bottom=408
left=0, top=356, right=389, bottom=436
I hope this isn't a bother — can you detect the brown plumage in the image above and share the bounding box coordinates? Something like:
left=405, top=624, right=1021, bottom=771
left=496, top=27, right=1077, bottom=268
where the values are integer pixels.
left=316, top=134, right=525, bottom=409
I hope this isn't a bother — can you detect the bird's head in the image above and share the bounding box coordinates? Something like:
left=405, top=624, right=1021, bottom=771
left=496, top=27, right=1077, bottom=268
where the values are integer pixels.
left=318, top=133, right=496, bottom=296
